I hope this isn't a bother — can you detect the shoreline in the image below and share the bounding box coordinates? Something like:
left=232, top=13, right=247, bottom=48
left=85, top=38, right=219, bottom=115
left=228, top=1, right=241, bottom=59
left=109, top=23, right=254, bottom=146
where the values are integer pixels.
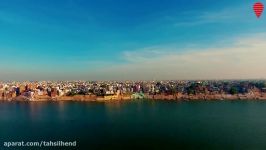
left=1, top=93, right=266, bottom=102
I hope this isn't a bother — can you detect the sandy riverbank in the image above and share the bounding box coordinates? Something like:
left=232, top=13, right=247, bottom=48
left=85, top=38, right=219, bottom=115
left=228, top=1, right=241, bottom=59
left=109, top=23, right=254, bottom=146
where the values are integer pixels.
left=1, top=93, right=266, bottom=102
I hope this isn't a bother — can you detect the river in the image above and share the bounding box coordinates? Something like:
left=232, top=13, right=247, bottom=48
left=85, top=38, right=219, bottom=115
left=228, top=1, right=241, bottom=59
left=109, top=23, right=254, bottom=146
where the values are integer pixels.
left=1, top=100, right=266, bottom=149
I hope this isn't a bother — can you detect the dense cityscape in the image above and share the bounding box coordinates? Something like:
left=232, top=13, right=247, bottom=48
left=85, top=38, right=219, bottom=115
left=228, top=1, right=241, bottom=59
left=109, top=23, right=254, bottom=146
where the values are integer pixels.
left=1, top=80, right=266, bottom=101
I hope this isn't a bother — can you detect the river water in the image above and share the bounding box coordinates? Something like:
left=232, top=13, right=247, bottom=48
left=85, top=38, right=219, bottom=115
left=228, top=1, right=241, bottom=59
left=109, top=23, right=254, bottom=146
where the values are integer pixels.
left=1, top=100, right=266, bottom=149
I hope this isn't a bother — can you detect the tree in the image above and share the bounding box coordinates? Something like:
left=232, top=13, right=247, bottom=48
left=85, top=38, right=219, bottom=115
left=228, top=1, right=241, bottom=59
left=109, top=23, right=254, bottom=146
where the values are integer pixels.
left=229, top=87, right=238, bottom=95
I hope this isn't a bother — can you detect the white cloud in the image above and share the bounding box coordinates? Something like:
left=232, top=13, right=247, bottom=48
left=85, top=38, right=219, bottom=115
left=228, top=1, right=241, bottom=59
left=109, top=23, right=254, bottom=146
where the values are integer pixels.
left=174, top=5, right=252, bottom=27
left=91, top=33, right=266, bottom=80
left=2, top=33, right=265, bottom=81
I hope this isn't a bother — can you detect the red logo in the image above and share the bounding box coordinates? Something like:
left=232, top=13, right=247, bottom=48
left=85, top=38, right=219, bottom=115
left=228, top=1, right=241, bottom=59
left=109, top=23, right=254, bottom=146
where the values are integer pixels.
left=253, top=2, right=264, bottom=18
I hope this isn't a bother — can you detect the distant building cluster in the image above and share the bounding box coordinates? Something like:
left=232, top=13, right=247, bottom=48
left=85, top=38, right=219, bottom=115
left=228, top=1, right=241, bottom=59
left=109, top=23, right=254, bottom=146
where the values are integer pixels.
left=0, top=80, right=266, bottom=100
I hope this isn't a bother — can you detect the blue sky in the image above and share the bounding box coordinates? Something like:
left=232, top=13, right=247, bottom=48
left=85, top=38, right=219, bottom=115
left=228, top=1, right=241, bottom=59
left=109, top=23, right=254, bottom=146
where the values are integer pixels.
left=0, top=0, right=266, bottom=80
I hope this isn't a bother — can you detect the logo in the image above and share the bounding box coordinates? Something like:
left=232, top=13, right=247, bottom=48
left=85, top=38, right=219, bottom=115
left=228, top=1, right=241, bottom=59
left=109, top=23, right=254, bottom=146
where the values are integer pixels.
left=253, top=2, right=264, bottom=18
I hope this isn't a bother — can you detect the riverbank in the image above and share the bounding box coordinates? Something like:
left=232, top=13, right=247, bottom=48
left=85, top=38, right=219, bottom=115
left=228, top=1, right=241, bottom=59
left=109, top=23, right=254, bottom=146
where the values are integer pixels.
left=1, top=93, right=266, bottom=101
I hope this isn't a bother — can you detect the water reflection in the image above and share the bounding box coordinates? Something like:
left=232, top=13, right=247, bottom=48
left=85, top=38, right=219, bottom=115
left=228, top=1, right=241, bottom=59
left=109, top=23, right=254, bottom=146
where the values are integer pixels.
left=28, top=102, right=42, bottom=120
left=105, top=101, right=122, bottom=111
left=27, top=101, right=66, bottom=122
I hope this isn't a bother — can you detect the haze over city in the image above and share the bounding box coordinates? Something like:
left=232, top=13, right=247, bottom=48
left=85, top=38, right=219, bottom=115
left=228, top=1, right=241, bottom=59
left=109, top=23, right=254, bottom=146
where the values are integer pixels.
left=0, top=0, right=266, bottom=80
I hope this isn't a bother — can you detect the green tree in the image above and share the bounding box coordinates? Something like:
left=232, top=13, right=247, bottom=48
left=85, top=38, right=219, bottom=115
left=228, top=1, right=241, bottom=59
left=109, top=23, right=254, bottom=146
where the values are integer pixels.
left=229, top=87, right=238, bottom=95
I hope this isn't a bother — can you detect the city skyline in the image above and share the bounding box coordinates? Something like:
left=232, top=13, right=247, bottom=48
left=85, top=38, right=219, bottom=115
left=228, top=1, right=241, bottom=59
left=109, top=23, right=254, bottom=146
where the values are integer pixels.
left=0, top=0, right=266, bottom=80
